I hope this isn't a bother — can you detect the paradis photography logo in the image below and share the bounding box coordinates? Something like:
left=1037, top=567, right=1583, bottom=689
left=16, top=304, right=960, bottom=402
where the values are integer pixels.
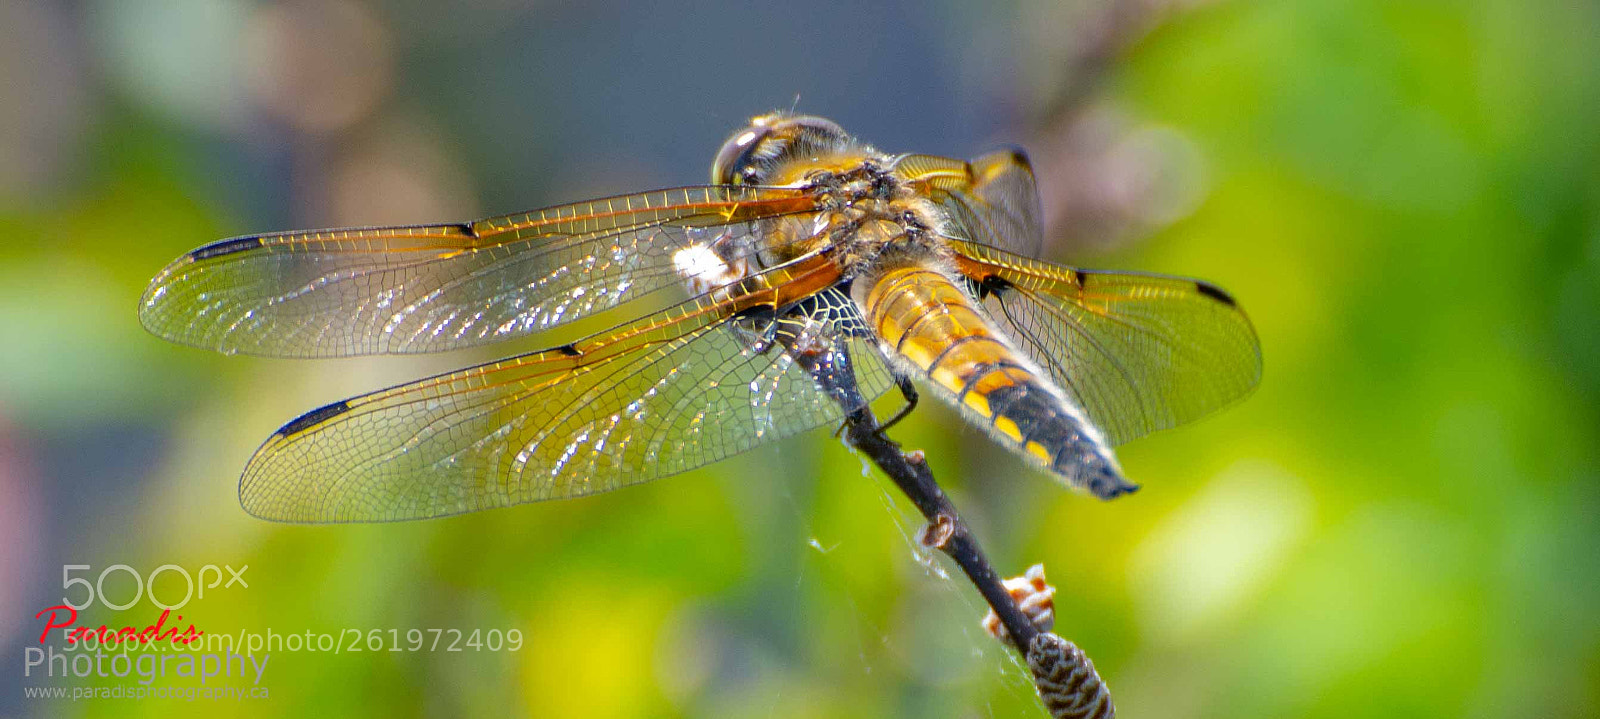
left=33, top=563, right=247, bottom=646
left=24, top=645, right=270, bottom=688
left=22, top=563, right=268, bottom=690
left=34, top=604, right=205, bottom=649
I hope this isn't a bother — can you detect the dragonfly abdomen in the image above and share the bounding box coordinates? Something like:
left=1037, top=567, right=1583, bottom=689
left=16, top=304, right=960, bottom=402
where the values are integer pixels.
left=862, top=264, right=1137, bottom=499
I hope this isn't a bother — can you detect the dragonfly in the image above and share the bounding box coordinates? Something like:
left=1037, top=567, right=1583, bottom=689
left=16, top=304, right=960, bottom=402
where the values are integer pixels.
left=140, top=113, right=1261, bottom=523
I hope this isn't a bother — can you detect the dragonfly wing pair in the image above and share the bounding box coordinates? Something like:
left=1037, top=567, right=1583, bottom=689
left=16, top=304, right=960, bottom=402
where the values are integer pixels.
left=141, top=121, right=1261, bottom=523
left=142, top=188, right=896, bottom=522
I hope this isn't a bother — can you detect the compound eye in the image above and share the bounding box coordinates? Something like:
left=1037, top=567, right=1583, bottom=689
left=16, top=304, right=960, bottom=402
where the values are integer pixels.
left=779, top=115, right=847, bottom=143
left=711, top=124, right=772, bottom=185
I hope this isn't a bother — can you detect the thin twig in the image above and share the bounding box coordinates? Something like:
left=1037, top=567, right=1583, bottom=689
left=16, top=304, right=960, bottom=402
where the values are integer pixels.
left=838, top=405, right=1041, bottom=652
left=838, top=404, right=1116, bottom=718
left=784, top=330, right=1114, bottom=715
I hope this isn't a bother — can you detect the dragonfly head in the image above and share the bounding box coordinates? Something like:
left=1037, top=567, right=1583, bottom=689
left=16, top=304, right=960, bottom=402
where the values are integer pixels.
left=712, top=112, right=853, bottom=186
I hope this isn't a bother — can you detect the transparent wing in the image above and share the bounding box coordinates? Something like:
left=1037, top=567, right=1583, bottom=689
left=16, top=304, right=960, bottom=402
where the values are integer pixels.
left=949, top=239, right=1261, bottom=446
left=139, top=186, right=816, bottom=357
left=237, top=273, right=893, bottom=523
left=897, top=150, right=1044, bottom=257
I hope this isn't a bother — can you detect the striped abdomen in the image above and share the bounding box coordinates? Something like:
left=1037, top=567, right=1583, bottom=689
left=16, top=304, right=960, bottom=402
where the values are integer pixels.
left=861, top=264, right=1136, bottom=499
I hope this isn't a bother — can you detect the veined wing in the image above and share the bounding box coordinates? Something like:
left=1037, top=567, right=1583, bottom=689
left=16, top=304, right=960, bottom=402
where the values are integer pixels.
left=140, top=186, right=816, bottom=357
left=238, top=256, right=894, bottom=523
left=896, top=150, right=1044, bottom=258
left=948, top=240, right=1261, bottom=446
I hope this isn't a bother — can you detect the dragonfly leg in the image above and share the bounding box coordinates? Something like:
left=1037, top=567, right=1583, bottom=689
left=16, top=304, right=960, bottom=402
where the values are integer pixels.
left=876, top=376, right=919, bottom=434
left=832, top=375, right=918, bottom=439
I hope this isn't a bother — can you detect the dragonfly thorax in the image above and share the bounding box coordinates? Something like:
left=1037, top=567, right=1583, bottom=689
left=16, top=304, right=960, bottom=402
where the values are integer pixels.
left=686, top=119, right=948, bottom=301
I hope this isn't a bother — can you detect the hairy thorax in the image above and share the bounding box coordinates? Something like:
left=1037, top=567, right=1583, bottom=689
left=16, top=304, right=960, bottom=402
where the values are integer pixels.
left=673, top=151, right=953, bottom=300
left=781, top=150, right=955, bottom=269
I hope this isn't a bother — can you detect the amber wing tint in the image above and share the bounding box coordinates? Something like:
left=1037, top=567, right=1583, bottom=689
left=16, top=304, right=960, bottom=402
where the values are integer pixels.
left=139, top=186, right=814, bottom=357
left=949, top=240, right=1261, bottom=446
left=238, top=258, right=893, bottom=522
left=896, top=151, right=1045, bottom=258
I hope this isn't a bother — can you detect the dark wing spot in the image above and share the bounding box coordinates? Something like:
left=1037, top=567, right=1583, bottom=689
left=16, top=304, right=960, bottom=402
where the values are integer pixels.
left=1194, top=281, right=1238, bottom=307
left=976, top=274, right=1012, bottom=300
left=554, top=343, right=581, bottom=357
left=999, top=145, right=1033, bottom=172
left=277, top=400, right=352, bottom=437
left=189, top=236, right=264, bottom=262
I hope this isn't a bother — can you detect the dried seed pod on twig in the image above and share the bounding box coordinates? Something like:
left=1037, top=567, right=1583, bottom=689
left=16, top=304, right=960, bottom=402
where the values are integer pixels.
left=1028, top=632, right=1115, bottom=719
left=981, top=563, right=1056, bottom=641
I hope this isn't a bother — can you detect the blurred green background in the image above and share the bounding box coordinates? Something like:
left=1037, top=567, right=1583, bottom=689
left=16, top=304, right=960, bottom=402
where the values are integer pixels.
left=3, top=0, right=1598, bottom=716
